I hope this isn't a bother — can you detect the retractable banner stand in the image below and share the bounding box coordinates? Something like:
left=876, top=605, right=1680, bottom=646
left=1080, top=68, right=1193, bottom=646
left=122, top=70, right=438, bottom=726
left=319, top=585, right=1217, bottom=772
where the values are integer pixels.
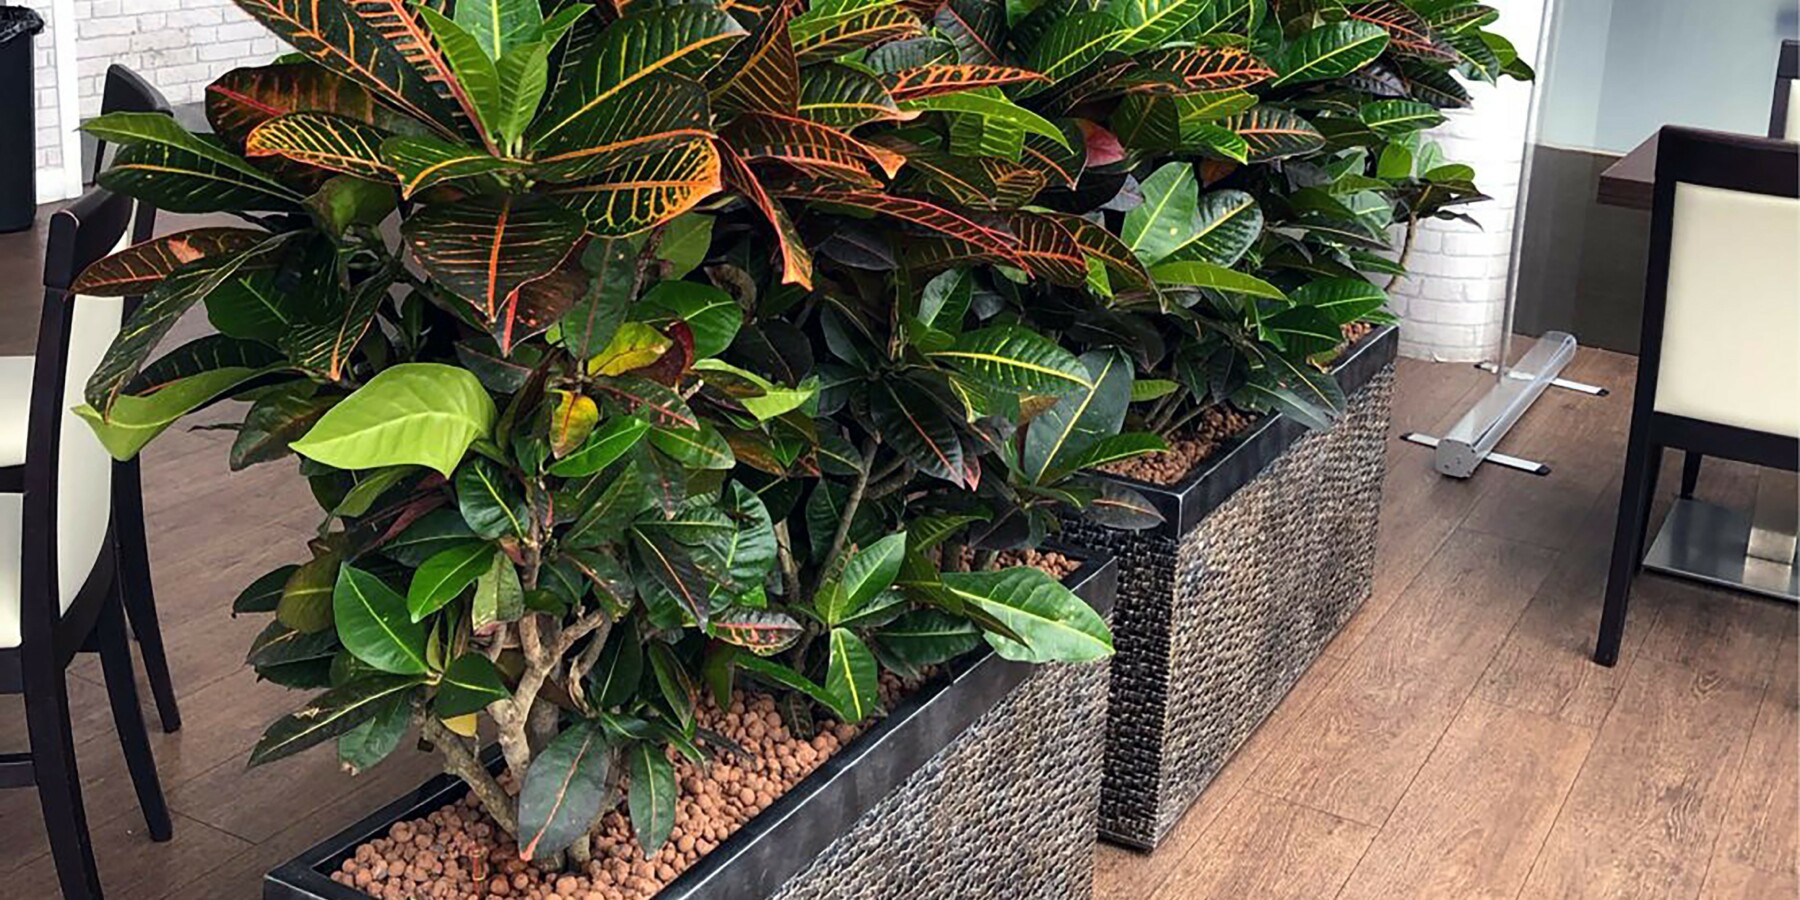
left=1401, top=0, right=1609, bottom=478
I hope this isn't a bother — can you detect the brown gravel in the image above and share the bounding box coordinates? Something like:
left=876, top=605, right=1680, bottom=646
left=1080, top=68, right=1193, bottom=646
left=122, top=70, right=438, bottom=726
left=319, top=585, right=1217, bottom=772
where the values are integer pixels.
left=993, top=548, right=1080, bottom=579
left=1100, top=405, right=1256, bottom=486
left=330, top=680, right=914, bottom=900
left=1341, top=320, right=1373, bottom=345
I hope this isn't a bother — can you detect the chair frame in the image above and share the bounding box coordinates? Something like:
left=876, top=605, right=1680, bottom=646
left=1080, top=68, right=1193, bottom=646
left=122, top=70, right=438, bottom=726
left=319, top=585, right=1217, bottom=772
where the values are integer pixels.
left=1593, top=126, right=1800, bottom=667
left=0, top=187, right=173, bottom=900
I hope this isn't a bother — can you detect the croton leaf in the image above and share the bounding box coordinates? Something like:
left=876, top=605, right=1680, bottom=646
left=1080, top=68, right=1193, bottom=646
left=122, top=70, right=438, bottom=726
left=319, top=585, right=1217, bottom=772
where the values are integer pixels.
left=551, top=138, right=723, bottom=236
left=824, top=627, right=880, bottom=721
left=592, top=376, right=699, bottom=429
left=1359, top=99, right=1446, bottom=137
left=406, top=541, right=496, bottom=622
left=719, top=142, right=814, bottom=289
left=498, top=267, right=587, bottom=354
left=939, top=566, right=1111, bottom=662
left=1150, top=259, right=1287, bottom=299
left=933, top=0, right=1003, bottom=64
left=627, top=739, right=677, bottom=855
left=1269, top=21, right=1390, bottom=87
left=1290, top=276, right=1388, bottom=323
left=1001, top=211, right=1087, bottom=286
left=381, top=134, right=525, bottom=198
left=231, top=386, right=336, bottom=470
left=456, top=456, right=529, bottom=539
left=532, top=6, right=746, bottom=150
left=1106, top=0, right=1217, bottom=54
left=519, top=719, right=611, bottom=860
left=337, top=695, right=411, bottom=774
left=1347, top=1, right=1457, bottom=61
left=1141, top=46, right=1276, bottom=91
left=1021, top=11, right=1126, bottom=94
left=97, top=134, right=303, bottom=214
left=291, top=363, right=496, bottom=476
left=588, top=617, right=643, bottom=709
left=454, top=0, right=543, bottom=60
left=247, top=673, right=423, bottom=766
left=707, top=608, right=804, bottom=655
left=789, top=0, right=924, bottom=64
left=530, top=73, right=712, bottom=183
left=334, top=565, right=430, bottom=675
left=1163, top=188, right=1262, bottom=267
left=632, top=526, right=713, bottom=627
left=244, top=112, right=394, bottom=180
left=434, top=651, right=511, bottom=718
left=869, top=375, right=966, bottom=486
left=280, top=264, right=398, bottom=380
left=1222, top=106, right=1326, bottom=161
left=901, top=88, right=1069, bottom=148
left=1082, top=477, right=1164, bottom=529
left=778, top=188, right=1019, bottom=261
left=872, top=609, right=982, bottom=677
left=883, top=64, right=1045, bottom=100
left=401, top=194, right=584, bottom=321
left=549, top=415, right=650, bottom=477
left=1023, top=348, right=1131, bottom=484
left=206, top=62, right=394, bottom=149
left=723, top=111, right=905, bottom=186
left=1046, top=212, right=1153, bottom=291
left=1019, top=119, right=1086, bottom=189
left=71, top=228, right=264, bottom=296
left=798, top=64, right=904, bottom=128
left=712, top=0, right=802, bottom=115
left=231, top=0, right=475, bottom=139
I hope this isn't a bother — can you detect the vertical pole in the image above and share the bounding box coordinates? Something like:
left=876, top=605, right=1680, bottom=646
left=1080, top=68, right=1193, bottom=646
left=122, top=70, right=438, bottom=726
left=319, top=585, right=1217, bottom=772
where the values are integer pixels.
left=52, top=0, right=79, bottom=198
left=1494, top=0, right=1558, bottom=380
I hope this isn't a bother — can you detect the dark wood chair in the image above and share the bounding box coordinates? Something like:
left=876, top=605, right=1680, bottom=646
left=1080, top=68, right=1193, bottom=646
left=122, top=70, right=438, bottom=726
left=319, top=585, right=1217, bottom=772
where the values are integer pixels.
left=1594, top=126, right=1800, bottom=666
left=1, top=187, right=174, bottom=899
left=1676, top=39, right=1800, bottom=501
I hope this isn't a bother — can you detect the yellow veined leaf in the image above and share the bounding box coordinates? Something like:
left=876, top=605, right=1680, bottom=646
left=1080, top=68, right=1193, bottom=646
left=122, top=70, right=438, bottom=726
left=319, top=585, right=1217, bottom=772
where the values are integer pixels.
left=587, top=322, right=673, bottom=376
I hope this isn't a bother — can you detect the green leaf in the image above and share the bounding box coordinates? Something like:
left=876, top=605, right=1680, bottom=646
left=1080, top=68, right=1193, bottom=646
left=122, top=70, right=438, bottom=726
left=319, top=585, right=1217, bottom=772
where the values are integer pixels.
left=636, top=281, right=742, bottom=359
left=457, top=457, right=528, bottom=540
left=869, top=377, right=966, bottom=487
left=1151, top=260, right=1288, bottom=300
left=418, top=5, right=504, bottom=136
left=337, top=694, right=412, bottom=774
left=824, top=627, right=880, bottom=722
left=588, top=617, right=643, bottom=709
left=707, top=608, right=804, bottom=655
left=381, top=134, right=524, bottom=198
left=434, top=651, right=511, bottom=717
left=1223, top=106, right=1325, bottom=161
left=1024, top=349, right=1132, bottom=483
left=1081, top=477, right=1165, bottom=529
left=291, top=364, right=494, bottom=476
left=383, top=508, right=478, bottom=567
left=872, top=609, right=982, bottom=677
left=455, top=0, right=543, bottom=60
left=587, top=322, right=673, bottom=376
left=472, top=549, right=526, bottom=629
left=790, top=0, right=922, bottom=63
left=1164, top=189, right=1262, bottom=267
left=733, top=653, right=840, bottom=710
left=820, top=532, right=907, bottom=625
left=925, top=325, right=1091, bottom=394
left=334, top=566, right=430, bottom=675
left=799, top=64, right=902, bottom=128
left=1067, top=432, right=1169, bottom=471
left=1106, top=0, right=1215, bottom=54
left=279, top=549, right=340, bottom=634
left=1121, top=161, right=1197, bottom=265
left=84, top=112, right=301, bottom=197
left=548, top=415, right=650, bottom=477
left=1130, top=378, right=1179, bottom=402
left=903, top=88, right=1069, bottom=148
left=656, top=213, right=714, bottom=280
left=549, top=138, right=724, bottom=237
left=406, top=542, right=497, bottom=622
left=76, top=365, right=276, bottom=460
left=648, top=421, right=735, bottom=470
left=234, top=564, right=299, bottom=615
left=332, top=465, right=419, bottom=517
left=627, top=740, right=677, bottom=856
left=519, top=720, right=611, bottom=860
left=1290, top=277, right=1388, bottom=323
left=1270, top=21, right=1390, bottom=86
left=529, top=73, right=711, bottom=183
left=1359, top=99, right=1446, bottom=137
left=1022, top=11, right=1127, bottom=92
left=248, top=673, right=423, bottom=766
left=940, top=567, right=1112, bottom=662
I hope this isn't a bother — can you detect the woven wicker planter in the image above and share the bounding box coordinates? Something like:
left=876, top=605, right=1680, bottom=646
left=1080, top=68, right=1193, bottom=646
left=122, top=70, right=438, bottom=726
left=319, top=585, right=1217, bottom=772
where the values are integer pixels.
left=1061, top=325, right=1397, bottom=851
left=263, top=551, right=1117, bottom=900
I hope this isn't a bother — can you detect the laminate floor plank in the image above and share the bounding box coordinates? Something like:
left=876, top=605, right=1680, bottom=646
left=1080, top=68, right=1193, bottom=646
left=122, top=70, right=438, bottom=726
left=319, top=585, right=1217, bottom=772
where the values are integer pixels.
left=1712, top=627, right=1798, bottom=878
left=1149, top=790, right=1375, bottom=900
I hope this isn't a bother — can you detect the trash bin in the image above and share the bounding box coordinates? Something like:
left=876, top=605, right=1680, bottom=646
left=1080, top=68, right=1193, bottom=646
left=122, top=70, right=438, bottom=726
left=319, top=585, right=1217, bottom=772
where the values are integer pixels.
left=0, top=4, right=46, bottom=233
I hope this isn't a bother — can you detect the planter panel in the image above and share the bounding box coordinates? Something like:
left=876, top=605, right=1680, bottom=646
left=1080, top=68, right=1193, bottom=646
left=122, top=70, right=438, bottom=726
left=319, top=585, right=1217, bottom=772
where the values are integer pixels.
left=1062, top=326, right=1396, bottom=850
left=266, top=552, right=1117, bottom=900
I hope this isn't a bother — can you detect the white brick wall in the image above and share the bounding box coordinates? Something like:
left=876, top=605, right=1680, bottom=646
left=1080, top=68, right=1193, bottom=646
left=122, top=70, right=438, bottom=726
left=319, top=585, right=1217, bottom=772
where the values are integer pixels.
left=1385, top=0, right=1546, bottom=363
left=29, top=0, right=283, bottom=202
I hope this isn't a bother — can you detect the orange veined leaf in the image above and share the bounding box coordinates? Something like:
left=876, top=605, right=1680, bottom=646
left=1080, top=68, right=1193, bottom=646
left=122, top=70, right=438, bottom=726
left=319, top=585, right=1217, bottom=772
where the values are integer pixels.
left=718, top=141, right=814, bottom=289
left=549, top=138, right=724, bottom=237
left=776, top=187, right=1021, bottom=262
left=1001, top=212, right=1086, bottom=286
left=400, top=194, right=586, bottom=320
left=797, top=64, right=907, bottom=129
left=381, top=134, right=525, bottom=198
left=711, top=0, right=802, bottom=115
left=1347, top=1, right=1457, bottom=61
left=789, top=0, right=924, bottom=64
left=232, top=0, right=472, bottom=139
left=883, top=64, right=1048, bottom=101
left=722, top=112, right=906, bottom=187
left=346, top=0, right=487, bottom=134
left=886, top=141, right=1046, bottom=210
left=1045, top=212, right=1154, bottom=291
left=245, top=112, right=395, bottom=180
left=498, top=268, right=588, bottom=355
left=933, top=0, right=1003, bottom=65
left=1142, top=46, right=1277, bottom=91
left=530, top=73, right=714, bottom=183
left=71, top=228, right=266, bottom=296
left=205, top=63, right=390, bottom=150
left=1018, top=120, right=1086, bottom=189
left=1222, top=106, right=1326, bottom=162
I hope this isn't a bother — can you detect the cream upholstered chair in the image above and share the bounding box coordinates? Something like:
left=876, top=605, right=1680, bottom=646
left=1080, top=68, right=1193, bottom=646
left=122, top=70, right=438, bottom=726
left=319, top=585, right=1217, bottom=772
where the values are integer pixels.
left=1594, top=126, right=1800, bottom=666
left=0, top=187, right=173, bottom=900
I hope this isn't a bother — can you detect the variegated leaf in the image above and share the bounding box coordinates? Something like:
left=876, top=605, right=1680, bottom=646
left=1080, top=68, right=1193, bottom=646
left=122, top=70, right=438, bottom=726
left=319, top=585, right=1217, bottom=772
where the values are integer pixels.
left=711, top=0, right=802, bottom=115
left=718, top=141, right=813, bottom=289
left=72, top=228, right=266, bottom=296
left=380, top=134, right=525, bottom=198
left=531, top=73, right=712, bottom=182
left=1222, top=106, right=1325, bottom=161
left=1141, top=46, right=1276, bottom=91
left=722, top=112, right=905, bottom=185
left=245, top=112, right=394, bottom=180
left=401, top=195, right=585, bottom=320
left=552, top=138, right=723, bottom=236
left=798, top=64, right=904, bottom=128
left=789, top=0, right=923, bottom=63
left=882, top=64, right=1046, bottom=100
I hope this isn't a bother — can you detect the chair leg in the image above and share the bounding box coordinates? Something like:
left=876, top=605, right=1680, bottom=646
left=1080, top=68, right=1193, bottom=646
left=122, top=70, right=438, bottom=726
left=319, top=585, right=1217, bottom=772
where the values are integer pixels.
left=98, top=597, right=173, bottom=842
left=113, top=482, right=179, bottom=733
left=1639, top=444, right=1665, bottom=560
left=1596, top=437, right=1659, bottom=667
left=24, top=667, right=104, bottom=900
left=1679, top=451, right=1704, bottom=499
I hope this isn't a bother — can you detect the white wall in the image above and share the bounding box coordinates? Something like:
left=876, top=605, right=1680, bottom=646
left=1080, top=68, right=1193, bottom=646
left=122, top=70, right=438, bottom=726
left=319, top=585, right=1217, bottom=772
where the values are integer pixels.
left=29, top=0, right=283, bottom=203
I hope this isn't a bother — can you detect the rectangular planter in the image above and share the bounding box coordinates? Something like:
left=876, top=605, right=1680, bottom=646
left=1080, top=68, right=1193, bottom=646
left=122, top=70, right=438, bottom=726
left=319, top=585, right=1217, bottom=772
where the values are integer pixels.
left=1061, top=325, right=1397, bottom=850
left=265, top=549, right=1118, bottom=900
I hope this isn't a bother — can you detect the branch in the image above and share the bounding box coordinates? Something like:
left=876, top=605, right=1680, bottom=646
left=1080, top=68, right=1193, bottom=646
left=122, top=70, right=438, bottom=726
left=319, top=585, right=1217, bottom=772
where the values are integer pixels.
left=774, top=520, right=802, bottom=602
left=1384, top=211, right=1418, bottom=291
left=422, top=716, right=517, bottom=836
left=812, top=437, right=878, bottom=598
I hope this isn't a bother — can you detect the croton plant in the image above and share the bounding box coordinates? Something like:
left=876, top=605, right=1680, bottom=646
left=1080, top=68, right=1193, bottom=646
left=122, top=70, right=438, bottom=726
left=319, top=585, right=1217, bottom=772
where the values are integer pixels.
left=70, top=0, right=1524, bottom=873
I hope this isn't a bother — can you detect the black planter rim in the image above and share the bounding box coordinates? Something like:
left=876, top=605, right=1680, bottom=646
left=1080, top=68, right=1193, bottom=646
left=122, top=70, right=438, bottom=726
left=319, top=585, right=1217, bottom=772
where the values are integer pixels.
left=1098, top=324, right=1398, bottom=538
left=263, top=548, right=1118, bottom=900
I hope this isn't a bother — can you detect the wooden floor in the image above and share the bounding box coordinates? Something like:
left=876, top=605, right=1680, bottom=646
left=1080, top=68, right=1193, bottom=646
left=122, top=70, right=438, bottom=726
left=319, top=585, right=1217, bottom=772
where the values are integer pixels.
left=0, top=212, right=1794, bottom=899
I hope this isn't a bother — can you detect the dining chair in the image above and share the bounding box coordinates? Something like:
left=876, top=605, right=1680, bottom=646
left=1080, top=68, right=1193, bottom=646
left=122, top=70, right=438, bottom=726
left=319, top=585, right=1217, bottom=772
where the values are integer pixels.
left=1676, top=39, right=1800, bottom=502
left=1593, top=126, right=1800, bottom=666
left=1, top=187, right=173, bottom=899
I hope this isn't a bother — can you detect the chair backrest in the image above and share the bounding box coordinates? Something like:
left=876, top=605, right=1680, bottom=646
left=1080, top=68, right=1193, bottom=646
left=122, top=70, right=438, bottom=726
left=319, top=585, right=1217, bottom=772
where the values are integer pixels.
left=91, top=65, right=172, bottom=247
left=1774, top=41, right=1799, bottom=142
left=19, top=188, right=134, bottom=650
left=1640, top=127, right=1800, bottom=445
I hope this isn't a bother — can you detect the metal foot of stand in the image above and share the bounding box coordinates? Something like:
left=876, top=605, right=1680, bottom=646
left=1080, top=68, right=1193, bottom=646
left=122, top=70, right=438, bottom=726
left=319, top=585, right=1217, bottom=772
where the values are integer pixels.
left=1404, top=331, right=1596, bottom=478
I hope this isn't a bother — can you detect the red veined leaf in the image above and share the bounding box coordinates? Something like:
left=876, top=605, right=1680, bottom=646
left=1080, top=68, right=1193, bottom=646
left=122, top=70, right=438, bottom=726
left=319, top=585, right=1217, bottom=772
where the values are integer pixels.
left=593, top=376, right=700, bottom=429
left=231, top=0, right=472, bottom=139
left=1045, top=211, right=1153, bottom=290
left=723, top=112, right=905, bottom=186
left=280, top=264, right=397, bottom=380
left=532, top=6, right=747, bottom=150
left=380, top=134, right=524, bottom=198
left=1346, top=1, right=1457, bottom=62
left=1222, top=106, right=1325, bottom=161
left=531, top=73, right=713, bottom=183
left=1002, top=211, right=1087, bottom=287
left=72, top=228, right=265, bottom=296
left=631, top=320, right=695, bottom=387
left=707, top=608, right=803, bottom=655
left=550, top=138, right=723, bottom=236
left=1141, top=46, right=1276, bottom=91
left=885, top=141, right=1045, bottom=209
left=718, top=141, right=813, bottom=289
left=346, top=0, right=488, bottom=138
left=498, top=267, right=588, bottom=354
left=711, top=0, right=802, bottom=115
left=797, top=64, right=907, bottom=128
left=1019, top=119, right=1086, bottom=189
left=870, top=375, right=968, bottom=488
left=400, top=195, right=585, bottom=321
left=789, top=0, right=924, bottom=63
left=932, top=0, right=1003, bottom=65
left=882, top=64, right=1047, bottom=101
left=206, top=63, right=392, bottom=150
left=245, top=112, right=394, bottom=180
left=773, top=187, right=1019, bottom=261
left=1040, top=59, right=1147, bottom=113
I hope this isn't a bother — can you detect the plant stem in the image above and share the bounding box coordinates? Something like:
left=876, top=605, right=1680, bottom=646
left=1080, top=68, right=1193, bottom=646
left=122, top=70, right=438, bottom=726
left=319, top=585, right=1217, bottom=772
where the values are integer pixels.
left=422, top=716, right=517, bottom=836
left=774, top=520, right=802, bottom=602
left=812, top=437, right=878, bottom=597
left=1384, top=212, right=1419, bottom=291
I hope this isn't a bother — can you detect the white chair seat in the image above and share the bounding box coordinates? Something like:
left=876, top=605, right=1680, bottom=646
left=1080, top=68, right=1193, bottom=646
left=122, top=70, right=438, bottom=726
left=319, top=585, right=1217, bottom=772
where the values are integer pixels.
left=0, top=356, right=33, bottom=467
left=0, top=493, right=26, bottom=648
